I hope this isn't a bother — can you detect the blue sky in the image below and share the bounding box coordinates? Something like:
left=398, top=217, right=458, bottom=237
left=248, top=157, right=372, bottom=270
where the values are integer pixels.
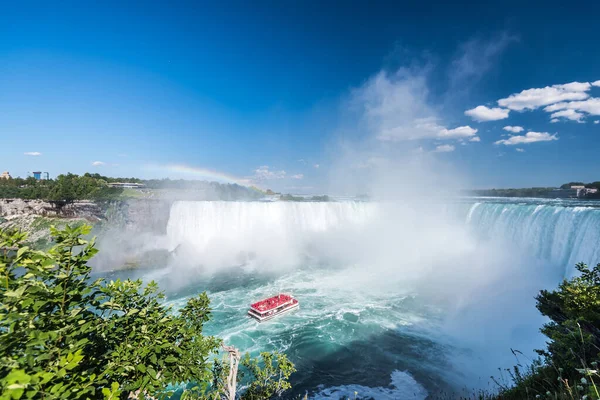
left=1, top=0, right=599, bottom=191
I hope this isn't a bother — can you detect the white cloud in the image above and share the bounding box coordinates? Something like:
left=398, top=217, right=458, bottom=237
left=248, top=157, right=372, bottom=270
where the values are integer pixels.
left=313, top=164, right=320, bottom=169
left=291, top=174, right=304, bottom=180
left=252, top=165, right=286, bottom=181
left=438, top=125, right=478, bottom=139
left=92, top=161, right=105, bottom=166
left=543, top=102, right=569, bottom=112
left=465, top=105, right=510, bottom=121
left=594, top=120, right=599, bottom=124
left=543, top=98, right=600, bottom=116
left=497, top=82, right=591, bottom=111
left=24, top=152, right=41, bottom=156
left=550, top=118, right=559, bottom=123
left=355, top=70, right=447, bottom=141
left=503, top=126, right=524, bottom=133
left=433, top=144, right=455, bottom=153
left=592, top=80, right=600, bottom=87
left=469, top=136, right=481, bottom=142
left=516, top=148, right=525, bottom=152
left=550, top=109, right=585, bottom=122
left=494, top=131, right=558, bottom=145
left=553, top=82, right=591, bottom=92
left=297, top=159, right=306, bottom=164
left=355, top=67, right=494, bottom=144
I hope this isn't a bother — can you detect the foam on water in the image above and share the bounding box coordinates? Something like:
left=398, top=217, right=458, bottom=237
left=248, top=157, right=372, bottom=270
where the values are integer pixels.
left=133, top=198, right=600, bottom=397
left=313, top=370, right=428, bottom=400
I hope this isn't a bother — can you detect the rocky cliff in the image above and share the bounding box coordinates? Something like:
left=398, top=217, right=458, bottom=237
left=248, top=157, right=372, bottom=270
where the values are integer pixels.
left=0, top=199, right=103, bottom=220
left=103, top=199, right=172, bottom=234
left=0, top=199, right=173, bottom=247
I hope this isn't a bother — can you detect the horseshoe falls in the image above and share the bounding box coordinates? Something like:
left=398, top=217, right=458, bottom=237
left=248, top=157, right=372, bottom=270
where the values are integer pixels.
left=119, top=198, right=600, bottom=398
left=464, top=199, right=600, bottom=278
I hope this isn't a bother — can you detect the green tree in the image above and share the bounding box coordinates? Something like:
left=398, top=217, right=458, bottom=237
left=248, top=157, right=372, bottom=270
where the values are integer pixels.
left=536, top=263, right=600, bottom=373
left=0, top=225, right=294, bottom=399
left=496, top=263, right=600, bottom=399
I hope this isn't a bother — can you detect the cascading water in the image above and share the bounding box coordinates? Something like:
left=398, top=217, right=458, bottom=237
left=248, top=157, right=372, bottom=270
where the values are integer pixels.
left=464, top=200, right=600, bottom=277
left=165, top=201, right=377, bottom=269
left=167, top=200, right=376, bottom=246
left=132, top=198, right=600, bottom=398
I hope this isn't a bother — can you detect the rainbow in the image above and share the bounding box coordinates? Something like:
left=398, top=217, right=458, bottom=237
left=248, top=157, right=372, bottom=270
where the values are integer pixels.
left=158, top=164, right=265, bottom=193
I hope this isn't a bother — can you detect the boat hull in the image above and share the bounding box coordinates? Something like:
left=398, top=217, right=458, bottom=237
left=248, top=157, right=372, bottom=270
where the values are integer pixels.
left=248, top=302, right=299, bottom=322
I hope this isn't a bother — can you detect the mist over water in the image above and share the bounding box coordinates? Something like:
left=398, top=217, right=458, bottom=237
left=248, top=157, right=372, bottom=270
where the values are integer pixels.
left=95, top=192, right=600, bottom=398
left=92, top=141, right=600, bottom=397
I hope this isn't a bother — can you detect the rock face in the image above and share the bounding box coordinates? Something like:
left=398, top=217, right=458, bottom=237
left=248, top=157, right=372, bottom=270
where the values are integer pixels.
left=104, top=199, right=172, bottom=234
left=0, top=199, right=173, bottom=233
left=0, top=199, right=174, bottom=249
left=0, top=199, right=103, bottom=220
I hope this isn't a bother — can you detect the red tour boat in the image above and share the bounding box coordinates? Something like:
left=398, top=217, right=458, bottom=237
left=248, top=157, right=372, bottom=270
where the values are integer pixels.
left=248, top=294, right=299, bottom=322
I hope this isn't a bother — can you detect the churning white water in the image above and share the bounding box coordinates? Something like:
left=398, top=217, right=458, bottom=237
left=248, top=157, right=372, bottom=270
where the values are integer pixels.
left=166, top=201, right=377, bottom=269
left=134, top=198, right=600, bottom=398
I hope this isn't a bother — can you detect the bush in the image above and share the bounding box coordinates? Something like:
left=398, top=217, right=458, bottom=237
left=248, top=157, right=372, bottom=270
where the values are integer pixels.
left=0, top=225, right=294, bottom=399
left=495, top=263, right=600, bottom=399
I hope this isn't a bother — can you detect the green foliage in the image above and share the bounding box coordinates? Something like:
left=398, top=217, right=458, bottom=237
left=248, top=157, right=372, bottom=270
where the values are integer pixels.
left=0, top=225, right=294, bottom=399
left=469, top=187, right=557, bottom=198
left=0, top=173, right=124, bottom=201
left=495, top=263, right=600, bottom=399
left=560, top=182, right=586, bottom=189
left=279, top=194, right=330, bottom=202
left=239, top=352, right=296, bottom=399
left=537, top=263, right=600, bottom=373
left=0, top=174, right=263, bottom=202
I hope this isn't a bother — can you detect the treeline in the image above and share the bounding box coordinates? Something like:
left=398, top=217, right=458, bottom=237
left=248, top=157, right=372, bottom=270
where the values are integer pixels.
left=279, top=194, right=330, bottom=202
left=0, top=173, right=263, bottom=202
left=141, top=178, right=263, bottom=200
left=470, top=181, right=600, bottom=199
left=560, top=181, right=600, bottom=190
left=0, top=173, right=124, bottom=201
left=468, top=187, right=557, bottom=198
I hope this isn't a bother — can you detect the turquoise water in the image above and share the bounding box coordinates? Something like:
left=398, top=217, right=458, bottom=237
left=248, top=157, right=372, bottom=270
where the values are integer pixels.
left=102, top=198, right=600, bottom=399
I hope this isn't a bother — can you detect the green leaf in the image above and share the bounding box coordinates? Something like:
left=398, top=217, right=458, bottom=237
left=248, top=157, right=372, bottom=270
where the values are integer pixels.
left=5, top=370, right=31, bottom=385
left=4, top=286, right=26, bottom=298
left=147, top=367, right=157, bottom=380
left=17, top=246, right=30, bottom=258
left=6, top=384, right=26, bottom=390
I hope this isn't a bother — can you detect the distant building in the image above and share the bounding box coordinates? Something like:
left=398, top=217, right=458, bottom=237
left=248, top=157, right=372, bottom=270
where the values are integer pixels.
left=568, top=185, right=599, bottom=197
left=0, top=171, right=11, bottom=180
left=107, top=182, right=146, bottom=189
left=32, top=171, right=42, bottom=180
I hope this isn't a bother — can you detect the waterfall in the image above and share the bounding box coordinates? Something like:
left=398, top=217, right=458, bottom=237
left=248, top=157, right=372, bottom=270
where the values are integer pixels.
left=166, top=201, right=376, bottom=267
left=465, top=202, right=600, bottom=276
left=165, top=199, right=600, bottom=275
